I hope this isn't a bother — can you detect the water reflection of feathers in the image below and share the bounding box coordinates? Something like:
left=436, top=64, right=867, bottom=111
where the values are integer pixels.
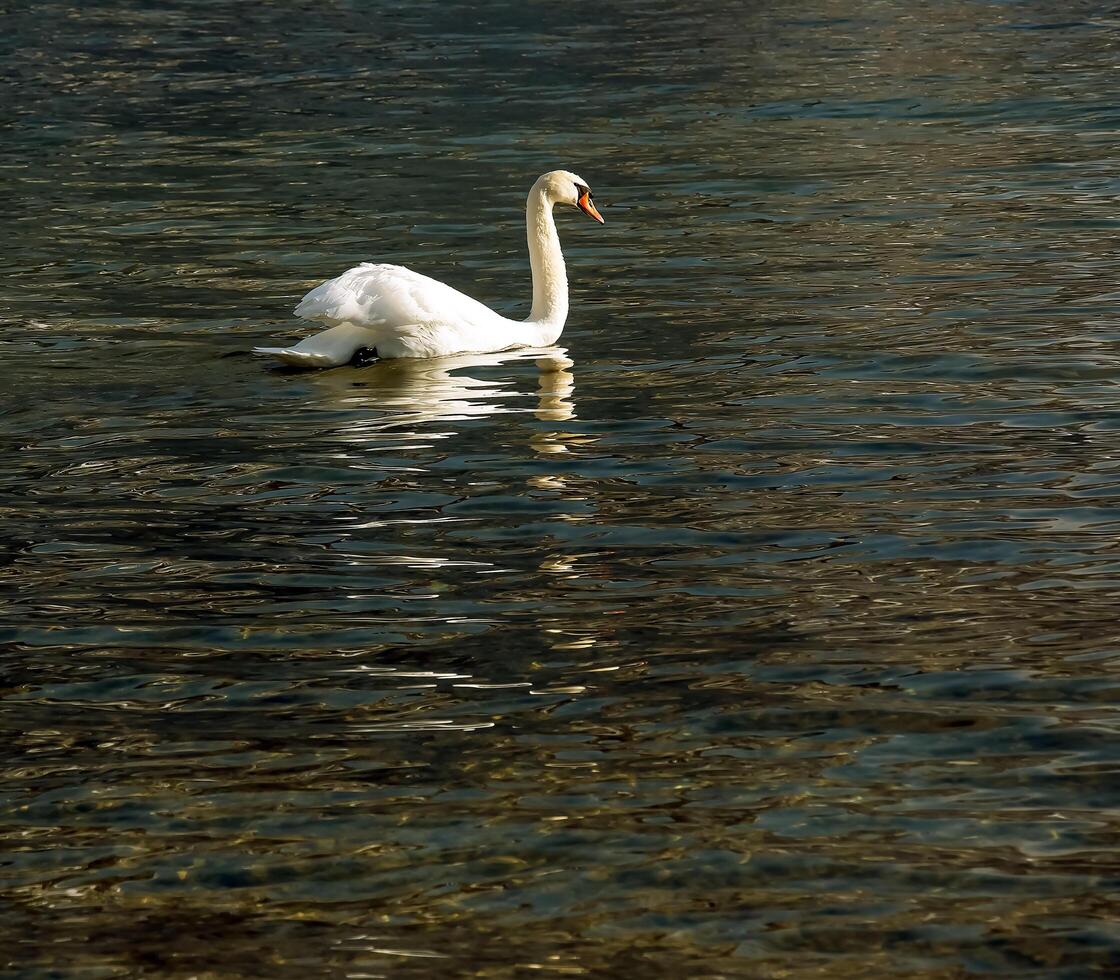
left=310, top=347, right=592, bottom=649
left=306, top=347, right=576, bottom=438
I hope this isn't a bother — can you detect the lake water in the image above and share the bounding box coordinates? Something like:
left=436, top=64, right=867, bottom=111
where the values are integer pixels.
left=4, top=0, right=1120, bottom=975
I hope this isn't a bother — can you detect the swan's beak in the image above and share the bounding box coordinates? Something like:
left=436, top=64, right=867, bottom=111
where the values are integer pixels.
left=577, top=190, right=605, bottom=224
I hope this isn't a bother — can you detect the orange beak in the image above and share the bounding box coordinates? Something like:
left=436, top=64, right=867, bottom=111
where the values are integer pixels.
left=577, top=190, right=605, bottom=224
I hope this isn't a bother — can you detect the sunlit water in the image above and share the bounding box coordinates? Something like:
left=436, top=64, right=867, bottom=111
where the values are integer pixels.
left=4, top=0, right=1120, bottom=976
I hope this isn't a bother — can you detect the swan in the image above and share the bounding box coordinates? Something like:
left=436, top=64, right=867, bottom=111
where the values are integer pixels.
left=254, top=170, right=604, bottom=369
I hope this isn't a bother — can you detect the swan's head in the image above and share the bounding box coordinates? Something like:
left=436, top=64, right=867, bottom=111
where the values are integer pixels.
left=536, top=170, right=605, bottom=224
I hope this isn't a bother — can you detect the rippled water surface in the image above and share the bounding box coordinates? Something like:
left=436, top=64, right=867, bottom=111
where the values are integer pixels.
left=5, top=0, right=1120, bottom=976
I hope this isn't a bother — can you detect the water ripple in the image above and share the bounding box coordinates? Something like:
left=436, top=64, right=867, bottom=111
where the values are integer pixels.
left=5, top=0, right=1120, bottom=976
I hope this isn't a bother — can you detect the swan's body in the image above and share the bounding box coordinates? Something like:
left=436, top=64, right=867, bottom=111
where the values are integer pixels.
left=254, top=170, right=603, bottom=368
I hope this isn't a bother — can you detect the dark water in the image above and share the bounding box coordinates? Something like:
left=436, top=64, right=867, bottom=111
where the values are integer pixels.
left=5, top=0, right=1120, bottom=975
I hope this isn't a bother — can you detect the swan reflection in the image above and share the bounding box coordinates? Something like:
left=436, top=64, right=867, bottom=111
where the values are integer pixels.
left=304, top=347, right=575, bottom=439
left=302, top=347, right=602, bottom=665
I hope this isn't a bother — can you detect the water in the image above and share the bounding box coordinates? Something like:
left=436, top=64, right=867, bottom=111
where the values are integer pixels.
left=4, top=0, right=1120, bottom=975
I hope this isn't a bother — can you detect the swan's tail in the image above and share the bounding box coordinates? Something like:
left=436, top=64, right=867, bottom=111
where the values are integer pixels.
left=253, top=322, right=376, bottom=369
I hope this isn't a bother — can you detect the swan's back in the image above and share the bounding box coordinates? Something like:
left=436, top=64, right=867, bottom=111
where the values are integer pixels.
left=295, top=262, right=504, bottom=332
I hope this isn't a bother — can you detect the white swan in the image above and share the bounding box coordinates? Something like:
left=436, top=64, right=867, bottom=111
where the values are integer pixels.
left=254, top=170, right=604, bottom=369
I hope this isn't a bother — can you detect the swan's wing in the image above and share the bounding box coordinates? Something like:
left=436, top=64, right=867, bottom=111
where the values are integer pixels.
left=294, top=262, right=501, bottom=330
left=254, top=263, right=514, bottom=368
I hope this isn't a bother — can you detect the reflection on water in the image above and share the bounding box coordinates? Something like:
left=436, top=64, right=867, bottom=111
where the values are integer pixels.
left=304, top=348, right=576, bottom=431
left=5, top=0, right=1120, bottom=976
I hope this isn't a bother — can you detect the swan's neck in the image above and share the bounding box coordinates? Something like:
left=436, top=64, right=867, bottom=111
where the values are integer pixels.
left=526, top=188, right=568, bottom=327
